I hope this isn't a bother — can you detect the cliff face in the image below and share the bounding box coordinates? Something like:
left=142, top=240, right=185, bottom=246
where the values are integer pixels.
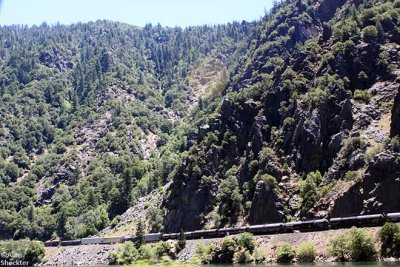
left=164, top=0, right=400, bottom=231
left=332, top=151, right=400, bottom=216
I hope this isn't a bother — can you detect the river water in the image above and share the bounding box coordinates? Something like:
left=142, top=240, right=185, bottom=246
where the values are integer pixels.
left=205, top=264, right=400, bottom=267
left=100, top=262, right=400, bottom=267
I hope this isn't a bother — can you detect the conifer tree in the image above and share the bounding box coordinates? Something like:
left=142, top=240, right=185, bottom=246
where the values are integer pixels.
left=136, top=220, right=145, bottom=247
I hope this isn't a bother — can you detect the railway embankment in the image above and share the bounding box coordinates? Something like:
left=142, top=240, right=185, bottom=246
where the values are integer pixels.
left=43, top=244, right=117, bottom=266
left=176, top=226, right=383, bottom=263
left=42, top=226, right=386, bottom=266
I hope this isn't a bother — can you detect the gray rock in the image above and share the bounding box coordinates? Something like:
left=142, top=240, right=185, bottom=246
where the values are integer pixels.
left=248, top=181, right=282, bottom=224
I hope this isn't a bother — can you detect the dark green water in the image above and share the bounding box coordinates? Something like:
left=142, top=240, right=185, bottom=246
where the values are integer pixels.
left=101, top=263, right=400, bottom=267
left=205, top=263, right=400, bottom=267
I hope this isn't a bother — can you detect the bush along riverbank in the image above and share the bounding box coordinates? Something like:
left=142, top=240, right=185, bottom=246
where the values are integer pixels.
left=108, top=229, right=188, bottom=265
left=107, top=224, right=400, bottom=265
left=0, top=240, right=45, bottom=266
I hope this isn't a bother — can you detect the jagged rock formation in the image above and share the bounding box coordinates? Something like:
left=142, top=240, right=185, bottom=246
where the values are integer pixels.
left=248, top=181, right=283, bottom=224
left=332, top=151, right=400, bottom=216
left=391, top=90, right=400, bottom=137
left=164, top=0, right=400, bottom=231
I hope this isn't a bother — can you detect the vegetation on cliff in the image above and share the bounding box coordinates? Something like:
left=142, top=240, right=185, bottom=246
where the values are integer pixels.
left=164, top=0, right=400, bottom=232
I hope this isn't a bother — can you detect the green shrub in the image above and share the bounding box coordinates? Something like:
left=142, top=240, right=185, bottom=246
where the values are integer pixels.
left=248, top=160, right=259, bottom=174
left=276, top=242, right=296, bottom=263
left=4, top=163, right=20, bottom=182
left=110, top=215, right=122, bottom=228
left=155, top=241, right=172, bottom=258
left=378, top=50, right=395, bottom=76
left=330, top=227, right=378, bottom=262
left=353, top=89, right=371, bottom=103
left=194, top=242, right=215, bottom=264
left=237, top=232, right=256, bottom=253
left=348, top=227, right=377, bottom=261
left=342, top=137, right=367, bottom=157
left=306, top=170, right=322, bottom=184
left=329, top=235, right=349, bottom=262
left=344, top=171, right=363, bottom=182
left=109, top=241, right=139, bottom=265
left=0, top=240, right=45, bottom=266
left=253, top=248, right=266, bottom=263
left=362, top=26, right=378, bottom=41
left=175, top=229, right=186, bottom=253
left=138, top=244, right=156, bottom=260
left=215, top=237, right=237, bottom=263
left=304, top=40, right=322, bottom=54
left=332, top=40, right=356, bottom=55
left=195, top=233, right=257, bottom=264
left=319, top=180, right=337, bottom=197
left=297, top=242, right=316, bottom=262
left=365, top=145, right=382, bottom=162
left=390, top=136, right=400, bottom=152
left=394, top=232, right=400, bottom=252
left=259, top=146, right=277, bottom=163
left=308, top=87, right=328, bottom=107
left=148, top=208, right=164, bottom=232
left=379, top=222, right=400, bottom=256
left=258, top=174, right=277, bottom=189
left=300, top=174, right=319, bottom=214
left=333, top=20, right=360, bottom=41
left=233, top=249, right=253, bottom=263
left=217, top=173, right=243, bottom=224
left=358, top=71, right=369, bottom=83
left=283, top=117, right=295, bottom=129
left=136, top=220, right=145, bottom=247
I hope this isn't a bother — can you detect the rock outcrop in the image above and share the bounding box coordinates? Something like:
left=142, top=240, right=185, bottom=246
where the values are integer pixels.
left=332, top=151, right=400, bottom=216
left=249, top=181, right=283, bottom=224
left=391, top=90, right=400, bottom=137
left=317, top=0, right=347, bottom=22
left=163, top=0, right=400, bottom=230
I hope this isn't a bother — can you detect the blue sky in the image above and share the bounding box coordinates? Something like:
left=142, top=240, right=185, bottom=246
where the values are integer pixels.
left=0, top=0, right=273, bottom=27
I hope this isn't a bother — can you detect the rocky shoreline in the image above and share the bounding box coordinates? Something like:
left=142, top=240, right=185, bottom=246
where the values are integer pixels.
left=43, top=244, right=117, bottom=266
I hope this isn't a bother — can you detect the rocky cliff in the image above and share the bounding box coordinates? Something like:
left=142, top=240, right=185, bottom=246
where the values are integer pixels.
left=164, top=0, right=400, bottom=231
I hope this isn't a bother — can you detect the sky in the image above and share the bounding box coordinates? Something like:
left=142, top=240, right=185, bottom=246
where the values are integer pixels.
left=0, top=0, right=273, bottom=28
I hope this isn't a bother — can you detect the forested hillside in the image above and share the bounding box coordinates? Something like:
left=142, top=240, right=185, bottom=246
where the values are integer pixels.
left=1, top=0, right=400, bottom=241
left=0, top=20, right=253, bottom=240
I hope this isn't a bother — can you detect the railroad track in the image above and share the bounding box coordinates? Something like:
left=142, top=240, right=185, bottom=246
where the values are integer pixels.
left=44, top=212, right=400, bottom=247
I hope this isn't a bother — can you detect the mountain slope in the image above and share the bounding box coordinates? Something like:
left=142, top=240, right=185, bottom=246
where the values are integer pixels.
left=163, top=0, right=400, bottom=232
left=0, top=0, right=400, bottom=240
left=0, top=21, right=253, bottom=240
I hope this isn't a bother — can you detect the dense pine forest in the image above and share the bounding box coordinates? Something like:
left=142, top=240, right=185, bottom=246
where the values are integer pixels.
left=0, top=19, right=255, bottom=240
left=0, top=0, right=400, bottom=245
